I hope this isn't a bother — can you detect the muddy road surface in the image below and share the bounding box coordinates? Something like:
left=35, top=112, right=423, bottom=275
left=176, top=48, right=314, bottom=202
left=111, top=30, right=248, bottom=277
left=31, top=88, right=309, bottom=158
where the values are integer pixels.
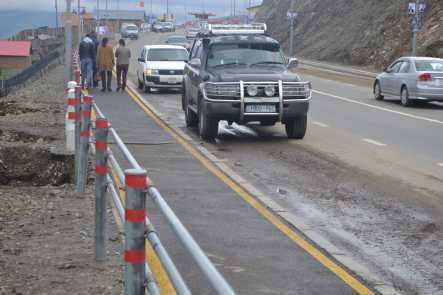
left=123, top=31, right=443, bottom=294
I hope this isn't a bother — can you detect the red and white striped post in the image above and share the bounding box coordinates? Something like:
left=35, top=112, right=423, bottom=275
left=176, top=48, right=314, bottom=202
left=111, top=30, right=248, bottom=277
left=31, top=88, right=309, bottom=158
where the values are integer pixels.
left=76, top=95, right=93, bottom=193
left=95, top=118, right=109, bottom=261
left=65, top=88, right=77, bottom=152
left=124, top=169, right=147, bottom=295
left=74, top=85, right=82, bottom=184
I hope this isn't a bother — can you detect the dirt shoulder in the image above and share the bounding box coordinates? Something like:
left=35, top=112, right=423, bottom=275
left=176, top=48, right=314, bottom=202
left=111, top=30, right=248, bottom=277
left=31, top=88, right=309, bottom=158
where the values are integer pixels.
left=0, top=65, right=123, bottom=294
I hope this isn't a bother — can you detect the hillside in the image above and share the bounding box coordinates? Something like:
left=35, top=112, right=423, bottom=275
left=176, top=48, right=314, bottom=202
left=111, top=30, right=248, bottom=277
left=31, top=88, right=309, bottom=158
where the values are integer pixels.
left=255, top=0, right=443, bottom=69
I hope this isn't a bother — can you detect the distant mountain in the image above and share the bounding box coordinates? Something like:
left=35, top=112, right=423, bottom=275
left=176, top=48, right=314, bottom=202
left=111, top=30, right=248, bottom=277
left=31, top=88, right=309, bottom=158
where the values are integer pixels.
left=0, top=10, right=57, bottom=39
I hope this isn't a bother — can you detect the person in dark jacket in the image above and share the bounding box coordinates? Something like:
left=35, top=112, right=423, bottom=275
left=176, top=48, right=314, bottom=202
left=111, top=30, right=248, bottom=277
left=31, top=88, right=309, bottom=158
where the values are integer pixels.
left=78, top=34, right=95, bottom=89
left=89, top=31, right=100, bottom=87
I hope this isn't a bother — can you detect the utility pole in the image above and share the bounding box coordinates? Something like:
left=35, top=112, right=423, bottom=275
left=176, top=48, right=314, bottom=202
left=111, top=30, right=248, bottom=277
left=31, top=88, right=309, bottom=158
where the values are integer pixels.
left=55, top=0, right=59, bottom=36
left=117, top=0, right=120, bottom=33
left=289, top=0, right=295, bottom=57
left=247, top=0, right=251, bottom=23
left=412, top=0, right=419, bottom=56
left=409, top=0, right=426, bottom=56
left=97, top=0, right=100, bottom=26
left=233, top=0, right=236, bottom=16
left=65, top=0, right=73, bottom=82
left=77, top=0, right=81, bottom=46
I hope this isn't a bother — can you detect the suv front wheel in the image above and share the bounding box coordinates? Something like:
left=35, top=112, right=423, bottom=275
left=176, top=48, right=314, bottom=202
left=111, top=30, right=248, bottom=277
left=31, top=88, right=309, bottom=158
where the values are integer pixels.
left=198, top=102, right=219, bottom=141
left=285, top=115, right=307, bottom=139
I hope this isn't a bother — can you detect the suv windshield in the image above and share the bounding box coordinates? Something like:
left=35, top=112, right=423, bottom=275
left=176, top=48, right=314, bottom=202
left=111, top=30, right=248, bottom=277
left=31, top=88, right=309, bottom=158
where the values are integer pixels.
left=207, top=43, right=284, bottom=68
left=148, top=48, right=188, bottom=61
left=168, top=37, right=187, bottom=43
left=126, top=26, right=138, bottom=31
left=415, top=60, right=443, bottom=72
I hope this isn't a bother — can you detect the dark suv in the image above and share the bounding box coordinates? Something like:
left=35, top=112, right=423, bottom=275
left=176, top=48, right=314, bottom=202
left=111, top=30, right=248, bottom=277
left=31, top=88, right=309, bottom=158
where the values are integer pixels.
left=182, top=24, right=311, bottom=141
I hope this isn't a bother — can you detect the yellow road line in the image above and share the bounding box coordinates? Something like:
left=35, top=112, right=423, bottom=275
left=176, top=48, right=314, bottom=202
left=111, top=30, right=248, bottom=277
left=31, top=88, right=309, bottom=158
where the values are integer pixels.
left=124, top=86, right=376, bottom=295
left=92, top=107, right=177, bottom=295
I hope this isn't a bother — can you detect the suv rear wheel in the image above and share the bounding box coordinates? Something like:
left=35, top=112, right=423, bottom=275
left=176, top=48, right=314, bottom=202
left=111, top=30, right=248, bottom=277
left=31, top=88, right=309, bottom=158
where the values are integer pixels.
left=198, top=102, right=219, bottom=141
left=285, top=115, right=307, bottom=139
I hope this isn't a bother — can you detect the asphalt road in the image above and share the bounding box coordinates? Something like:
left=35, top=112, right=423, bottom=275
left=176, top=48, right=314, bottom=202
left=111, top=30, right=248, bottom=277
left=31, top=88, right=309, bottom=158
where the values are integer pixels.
left=116, top=31, right=443, bottom=294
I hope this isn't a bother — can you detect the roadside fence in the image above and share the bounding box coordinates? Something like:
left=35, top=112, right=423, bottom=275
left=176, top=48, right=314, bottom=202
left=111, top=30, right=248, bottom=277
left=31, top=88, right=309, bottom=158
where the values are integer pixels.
left=0, top=50, right=62, bottom=97
left=67, top=59, right=236, bottom=295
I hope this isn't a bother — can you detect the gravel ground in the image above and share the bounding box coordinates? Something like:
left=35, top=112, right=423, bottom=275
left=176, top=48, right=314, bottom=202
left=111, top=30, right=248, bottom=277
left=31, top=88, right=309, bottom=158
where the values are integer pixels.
left=0, top=65, right=123, bottom=294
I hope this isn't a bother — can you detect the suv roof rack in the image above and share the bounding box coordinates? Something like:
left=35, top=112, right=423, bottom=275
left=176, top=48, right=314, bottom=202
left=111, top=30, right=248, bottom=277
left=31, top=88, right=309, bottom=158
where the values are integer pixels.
left=207, top=23, right=267, bottom=35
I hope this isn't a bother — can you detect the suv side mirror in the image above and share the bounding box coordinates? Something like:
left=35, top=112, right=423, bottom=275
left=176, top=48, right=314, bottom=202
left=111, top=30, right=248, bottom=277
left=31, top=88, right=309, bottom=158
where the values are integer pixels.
left=189, top=58, right=201, bottom=69
left=288, top=58, right=299, bottom=69
left=138, top=57, right=145, bottom=62
left=384, top=67, right=392, bottom=73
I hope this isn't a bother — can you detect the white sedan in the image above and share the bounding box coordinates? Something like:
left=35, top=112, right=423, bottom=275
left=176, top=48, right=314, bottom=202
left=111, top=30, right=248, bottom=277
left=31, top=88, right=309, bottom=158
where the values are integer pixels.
left=136, top=45, right=189, bottom=93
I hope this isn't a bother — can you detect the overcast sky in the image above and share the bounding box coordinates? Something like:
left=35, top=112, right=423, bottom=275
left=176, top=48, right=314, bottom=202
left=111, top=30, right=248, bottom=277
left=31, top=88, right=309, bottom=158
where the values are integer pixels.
left=0, top=0, right=262, bottom=16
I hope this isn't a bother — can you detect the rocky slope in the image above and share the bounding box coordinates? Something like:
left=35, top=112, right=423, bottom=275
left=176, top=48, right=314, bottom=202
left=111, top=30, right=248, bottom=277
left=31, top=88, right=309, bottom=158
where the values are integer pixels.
left=256, top=0, right=443, bottom=69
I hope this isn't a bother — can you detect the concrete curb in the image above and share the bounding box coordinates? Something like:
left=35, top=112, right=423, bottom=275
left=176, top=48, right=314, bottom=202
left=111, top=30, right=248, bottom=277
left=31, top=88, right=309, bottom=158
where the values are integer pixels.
left=125, top=79, right=401, bottom=295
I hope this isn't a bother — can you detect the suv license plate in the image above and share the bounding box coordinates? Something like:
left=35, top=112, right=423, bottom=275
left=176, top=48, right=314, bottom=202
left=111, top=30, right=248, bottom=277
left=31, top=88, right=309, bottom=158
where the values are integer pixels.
left=245, top=104, right=276, bottom=113
left=167, top=77, right=178, bottom=84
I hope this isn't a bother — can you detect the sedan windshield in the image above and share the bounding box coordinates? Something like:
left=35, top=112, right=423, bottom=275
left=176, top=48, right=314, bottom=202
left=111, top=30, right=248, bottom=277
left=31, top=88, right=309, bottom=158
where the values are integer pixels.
left=147, top=48, right=188, bottom=61
left=415, top=60, right=443, bottom=72
left=207, top=43, right=284, bottom=68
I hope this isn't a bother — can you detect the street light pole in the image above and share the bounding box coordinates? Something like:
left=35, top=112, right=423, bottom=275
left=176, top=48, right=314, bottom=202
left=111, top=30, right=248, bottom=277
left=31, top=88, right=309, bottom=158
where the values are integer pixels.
left=412, top=0, right=419, bottom=56
left=65, top=0, right=73, bottom=82
left=55, top=0, right=59, bottom=35
left=77, top=0, right=81, bottom=46
left=289, top=0, right=295, bottom=57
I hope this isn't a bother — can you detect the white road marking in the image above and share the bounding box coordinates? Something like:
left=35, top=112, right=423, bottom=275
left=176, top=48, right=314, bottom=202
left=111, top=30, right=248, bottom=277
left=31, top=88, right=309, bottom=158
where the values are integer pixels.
left=313, top=90, right=443, bottom=125
left=312, top=121, right=329, bottom=128
left=437, top=163, right=443, bottom=167
left=363, top=138, right=387, bottom=147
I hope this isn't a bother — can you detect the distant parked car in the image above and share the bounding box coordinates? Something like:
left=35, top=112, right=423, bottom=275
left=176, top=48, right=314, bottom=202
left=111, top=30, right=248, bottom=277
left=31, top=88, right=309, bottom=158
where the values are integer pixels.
left=121, top=24, right=139, bottom=39
left=185, top=28, right=200, bottom=40
left=152, top=22, right=175, bottom=33
left=374, top=57, right=443, bottom=106
left=165, top=35, right=191, bottom=50
left=136, top=45, right=189, bottom=93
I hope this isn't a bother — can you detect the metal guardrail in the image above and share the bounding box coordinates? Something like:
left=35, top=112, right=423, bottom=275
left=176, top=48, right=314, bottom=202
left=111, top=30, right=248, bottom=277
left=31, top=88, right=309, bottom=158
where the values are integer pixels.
left=69, top=56, right=236, bottom=293
left=298, top=59, right=377, bottom=79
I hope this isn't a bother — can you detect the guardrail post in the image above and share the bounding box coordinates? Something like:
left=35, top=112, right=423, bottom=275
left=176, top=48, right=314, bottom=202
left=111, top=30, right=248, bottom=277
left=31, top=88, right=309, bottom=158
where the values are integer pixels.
left=76, top=95, right=92, bottom=193
left=95, top=118, right=109, bottom=261
left=74, top=85, right=82, bottom=185
left=124, top=168, right=147, bottom=295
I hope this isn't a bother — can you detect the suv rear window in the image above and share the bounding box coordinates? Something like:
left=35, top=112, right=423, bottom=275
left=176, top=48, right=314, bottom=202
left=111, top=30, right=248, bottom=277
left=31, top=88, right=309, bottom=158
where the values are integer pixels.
left=207, top=43, right=284, bottom=68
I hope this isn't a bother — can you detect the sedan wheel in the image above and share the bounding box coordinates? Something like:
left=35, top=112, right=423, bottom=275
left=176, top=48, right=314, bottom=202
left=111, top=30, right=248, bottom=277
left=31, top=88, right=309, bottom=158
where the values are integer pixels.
left=400, top=86, right=413, bottom=107
left=374, top=81, right=384, bottom=101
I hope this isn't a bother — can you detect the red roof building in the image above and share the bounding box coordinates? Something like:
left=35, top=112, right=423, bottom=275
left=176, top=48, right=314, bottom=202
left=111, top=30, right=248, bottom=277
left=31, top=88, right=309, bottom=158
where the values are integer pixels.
left=0, top=41, right=32, bottom=69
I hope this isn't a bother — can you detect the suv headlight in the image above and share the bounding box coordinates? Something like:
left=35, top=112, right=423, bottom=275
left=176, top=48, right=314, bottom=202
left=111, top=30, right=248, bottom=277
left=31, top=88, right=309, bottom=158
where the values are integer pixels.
left=145, top=69, right=159, bottom=76
left=264, top=85, right=276, bottom=97
left=247, top=85, right=258, bottom=97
